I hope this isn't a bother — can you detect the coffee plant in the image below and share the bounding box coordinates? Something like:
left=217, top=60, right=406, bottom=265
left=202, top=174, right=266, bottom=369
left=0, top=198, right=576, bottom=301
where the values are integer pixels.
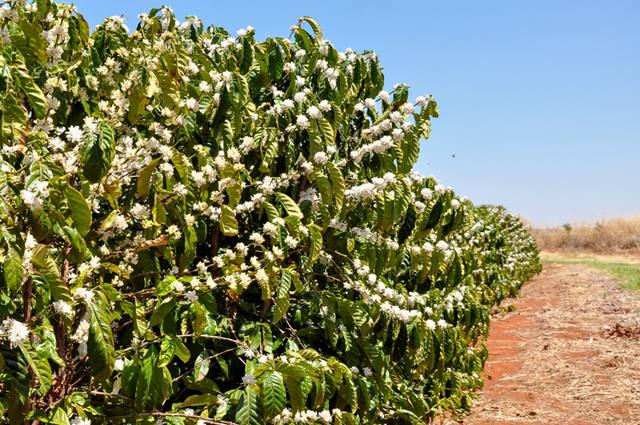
left=0, top=1, right=541, bottom=424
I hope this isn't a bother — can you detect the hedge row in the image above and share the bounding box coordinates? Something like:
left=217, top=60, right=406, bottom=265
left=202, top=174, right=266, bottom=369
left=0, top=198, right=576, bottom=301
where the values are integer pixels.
left=0, top=2, right=540, bottom=424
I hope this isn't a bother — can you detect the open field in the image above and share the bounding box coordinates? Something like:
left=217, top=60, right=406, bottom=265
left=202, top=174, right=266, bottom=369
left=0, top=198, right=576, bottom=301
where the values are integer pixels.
left=533, top=216, right=640, bottom=254
left=541, top=251, right=640, bottom=290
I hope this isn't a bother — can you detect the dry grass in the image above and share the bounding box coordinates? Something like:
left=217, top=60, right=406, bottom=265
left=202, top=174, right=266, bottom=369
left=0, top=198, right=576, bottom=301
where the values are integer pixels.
left=532, top=216, right=640, bottom=253
left=460, top=264, right=640, bottom=425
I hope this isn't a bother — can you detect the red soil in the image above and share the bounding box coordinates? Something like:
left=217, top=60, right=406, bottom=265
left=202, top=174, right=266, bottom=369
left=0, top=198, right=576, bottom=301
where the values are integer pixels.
left=460, top=264, right=640, bottom=425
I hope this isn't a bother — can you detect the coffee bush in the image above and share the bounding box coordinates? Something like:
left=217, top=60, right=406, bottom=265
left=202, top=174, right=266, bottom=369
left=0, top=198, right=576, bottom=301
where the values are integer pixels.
left=0, top=1, right=540, bottom=423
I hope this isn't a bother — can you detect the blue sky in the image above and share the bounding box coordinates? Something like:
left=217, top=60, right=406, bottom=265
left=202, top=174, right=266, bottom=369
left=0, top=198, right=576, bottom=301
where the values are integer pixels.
left=73, top=0, right=640, bottom=227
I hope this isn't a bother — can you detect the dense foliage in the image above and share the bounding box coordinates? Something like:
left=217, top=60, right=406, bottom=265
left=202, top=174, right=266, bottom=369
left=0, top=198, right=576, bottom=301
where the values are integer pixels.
left=0, top=1, right=541, bottom=424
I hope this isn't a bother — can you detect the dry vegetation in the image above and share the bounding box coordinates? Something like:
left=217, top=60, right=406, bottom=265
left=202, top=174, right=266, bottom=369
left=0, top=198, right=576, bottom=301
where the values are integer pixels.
left=532, top=216, right=640, bottom=253
left=461, top=264, right=640, bottom=425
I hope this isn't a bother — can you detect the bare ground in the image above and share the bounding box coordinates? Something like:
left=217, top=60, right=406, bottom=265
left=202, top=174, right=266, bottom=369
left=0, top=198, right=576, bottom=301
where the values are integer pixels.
left=459, top=263, right=640, bottom=425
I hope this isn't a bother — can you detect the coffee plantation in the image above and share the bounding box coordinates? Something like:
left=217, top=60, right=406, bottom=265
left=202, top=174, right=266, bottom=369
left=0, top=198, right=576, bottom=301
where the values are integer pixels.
left=0, top=1, right=541, bottom=424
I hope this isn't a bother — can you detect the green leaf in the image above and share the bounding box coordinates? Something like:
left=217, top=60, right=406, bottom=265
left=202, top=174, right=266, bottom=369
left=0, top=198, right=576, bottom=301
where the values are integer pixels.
left=261, top=371, right=286, bottom=418
left=157, top=335, right=190, bottom=368
left=275, top=192, right=303, bottom=219
left=31, top=246, right=73, bottom=305
left=50, top=408, right=71, bottom=425
left=314, top=173, right=333, bottom=206
left=14, top=59, right=47, bottom=119
left=132, top=298, right=148, bottom=339
left=299, top=16, right=323, bottom=42
left=137, top=158, right=160, bottom=199
left=220, top=205, right=239, bottom=236
left=19, top=344, right=52, bottom=395
left=262, top=201, right=280, bottom=222
left=62, top=225, right=88, bottom=263
left=272, top=269, right=292, bottom=324
left=318, top=117, right=334, bottom=147
left=1, top=93, right=28, bottom=139
left=235, top=387, right=264, bottom=425
left=135, top=348, right=171, bottom=410
left=268, top=44, right=283, bottom=81
left=3, top=248, right=23, bottom=296
left=82, top=122, right=115, bottom=183
left=178, top=393, right=219, bottom=408
left=400, top=132, right=420, bottom=173
left=326, top=162, right=345, bottom=212
left=150, top=299, right=175, bottom=327
left=65, top=185, right=92, bottom=236
left=193, top=351, right=210, bottom=381
left=307, top=224, right=323, bottom=264
left=173, top=336, right=190, bottom=362
left=240, top=38, right=254, bottom=74
left=158, top=335, right=177, bottom=368
left=87, top=292, right=116, bottom=381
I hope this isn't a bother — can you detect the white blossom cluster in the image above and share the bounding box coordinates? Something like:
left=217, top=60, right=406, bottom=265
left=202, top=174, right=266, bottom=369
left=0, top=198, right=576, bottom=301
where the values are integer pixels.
left=0, top=318, right=30, bottom=348
left=273, top=407, right=342, bottom=424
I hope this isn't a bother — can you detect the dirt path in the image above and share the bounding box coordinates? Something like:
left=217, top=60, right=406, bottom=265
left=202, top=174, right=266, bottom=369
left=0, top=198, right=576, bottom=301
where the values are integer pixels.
left=461, top=263, right=640, bottom=425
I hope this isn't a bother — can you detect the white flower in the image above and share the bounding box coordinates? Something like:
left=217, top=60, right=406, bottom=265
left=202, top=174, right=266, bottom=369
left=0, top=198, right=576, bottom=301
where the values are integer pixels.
left=283, top=62, right=297, bottom=74
left=349, top=366, right=359, bottom=374
left=421, top=188, right=433, bottom=200
left=263, top=222, right=278, bottom=237
left=363, top=367, right=373, bottom=377
left=71, top=319, right=90, bottom=355
left=113, top=214, right=128, bottom=231
left=318, top=100, right=332, bottom=112
left=249, top=232, right=265, bottom=244
left=240, top=136, right=255, bottom=153
left=185, top=97, right=199, bottom=111
left=364, top=98, right=376, bottom=110
left=255, top=269, right=269, bottom=285
left=284, top=235, right=299, bottom=249
left=242, top=374, right=256, bottom=385
left=199, top=81, right=212, bottom=92
left=167, top=225, right=181, bottom=239
left=1, top=319, right=30, bottom=348
left=378, top=91, right=390, bottom=102
left=130, top=203, right=149, bottom=220
left=74, top=288, right=95, bottom=304
left=437, top=319, right=448, bottom=329
left=293, top=91, right=307, bottom=103
left=20, top=190, right=42, bottom=210
left=306, top=105, right=322, bottom=119
left=185, top=291, right=198, bottom=302
left=436, top=240, right=449, bottom=251
left=313, top=410, right=330, bottom=422
left=70, top=417, right=91, bottom=425
left=173, top=281, right=185, bottom=293
left=114, top=358, right=125, bottom=371
left=425, top=319, right=436, bottom=331
left=313, top=152, right=328, bottom=165
left=66, top=126, right=83, bottom=143
left=173, top=183, right=188, bottom=197
left=52, top=300, right=74, bottom=317
left=296, top=114, right=310, bottom=129
left=416, top=96, right=429, bottom=107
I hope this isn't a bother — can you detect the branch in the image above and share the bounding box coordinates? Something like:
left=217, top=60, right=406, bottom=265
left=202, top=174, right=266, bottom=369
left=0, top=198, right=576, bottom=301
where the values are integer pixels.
left=22, top=276, right=32, bottom=323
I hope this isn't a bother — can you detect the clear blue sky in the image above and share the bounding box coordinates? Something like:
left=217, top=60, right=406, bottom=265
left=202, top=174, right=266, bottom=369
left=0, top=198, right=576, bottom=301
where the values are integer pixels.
left=73, top=0, right=640, bottom=227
